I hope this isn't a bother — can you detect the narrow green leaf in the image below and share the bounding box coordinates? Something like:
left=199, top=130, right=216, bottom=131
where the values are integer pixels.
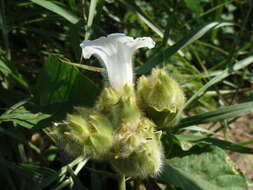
left=0, top=0, right=11, bottom=60
left=120, top=0, right=181, bottom=54
left=0, top=58, right=29, bottom=89
left=20, top=164, right=58, bottom=190
left=0, top=158, right=58, bottom=190
left=185, top=56, right=253, bottom=108
left=175, top=134, right=253, bottom=154
left=30, top=0, right=79, bottom=24
left=137, top=22, right=233, bottom=74
left=175, top=101, right=253, bottom=129
left=204, top=138, right=253, bottom=154
left=85, top=0, right=100, bottom=40
left=183, top=126, right=216, bottom=135
left=0, top=104, right=51, bottom=129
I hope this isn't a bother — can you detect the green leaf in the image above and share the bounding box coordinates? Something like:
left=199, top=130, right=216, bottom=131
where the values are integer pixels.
left=185, top=56, right=253, bottom=108
left=137, top=22, right=233, bottom=74
left=35, top=56, right=99, bottom=106
left=175, top=101, right=253, bottom=129
left=0, top=103, right=50, bottom=129
left=204, top=138, right=253, bottom=154
left=0, top=158, right=57, bottom=190
left=85, top=0, right=101, bottom=40
left=184, top=0, right=203, bottom=13
left=30, top=0, right=79, bottom=24
left=69, top=71, right=99, bottom=106
left=183, top=126, right=216, bottom=135
left=0, top=57, right=29, bottom=89
left=119, top=0, right=181, bottom=54
left=20, top=164, right=58, bottom=190
left=35, top=56, right=76, bottom=105
left=175, top=134, right=253, bottom=154
left=158, top=147, right=248, bottom=190
left=0, top=0, right=11, bottom=60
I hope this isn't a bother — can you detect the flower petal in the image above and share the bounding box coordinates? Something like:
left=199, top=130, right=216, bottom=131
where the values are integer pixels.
left=80, top=33, right=155, bottom=89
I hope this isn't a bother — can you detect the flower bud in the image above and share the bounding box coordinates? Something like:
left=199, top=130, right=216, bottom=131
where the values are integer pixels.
left=137, top=68, right=185, bottom=127
left=110, top=118, right=163, bottom=178
left=48, top=107, right=113, bottom=160
left=96, top=84, right=141, bottom=126
left=96, top=87, right=119, bottom=110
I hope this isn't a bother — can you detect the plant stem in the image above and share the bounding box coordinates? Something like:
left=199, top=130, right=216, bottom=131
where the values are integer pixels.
left=60, top=58, right=104, bottom=72
left=118, top=174, right=126, bottom=190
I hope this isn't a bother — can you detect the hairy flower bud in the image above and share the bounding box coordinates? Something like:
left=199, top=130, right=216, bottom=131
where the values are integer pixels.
left=110, top=118, right=163, bottom=178
left=48, top=107, right=113, bottom=160
left=96, top=84, right=141, bottom=127
left=137, top=68, right=185, bottom=127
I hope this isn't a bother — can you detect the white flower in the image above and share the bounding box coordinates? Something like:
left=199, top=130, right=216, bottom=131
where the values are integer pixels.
left=80, top=33, right=155, bottom=89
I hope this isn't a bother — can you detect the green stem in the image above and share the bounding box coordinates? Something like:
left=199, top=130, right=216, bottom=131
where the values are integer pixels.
left=54, top=179, right=72, bottom=190
left=0, top=0, right=11, bottom=60
left=118, top=174, right=126, bottom=190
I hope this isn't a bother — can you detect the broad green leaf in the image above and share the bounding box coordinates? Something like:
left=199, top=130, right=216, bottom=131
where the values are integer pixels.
left=35, top=56, right=99, bottom=107
left=30, top=0, right=79, bottom=24
left=137, top=22, right=233, bottom=74
left=185, top=56, right=253, bottom=108
left=158, top=147, right=248, bottom=190
left=35, top=56, right=76, bottom=105
left=68, top=70, right=99, bottom=106
left=175, top=101, right=253, bottom=129
left=68, top=22, right=82, bottom=60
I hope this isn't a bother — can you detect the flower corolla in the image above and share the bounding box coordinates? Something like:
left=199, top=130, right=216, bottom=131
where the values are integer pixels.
left=80, top=33, right=155, bottom=89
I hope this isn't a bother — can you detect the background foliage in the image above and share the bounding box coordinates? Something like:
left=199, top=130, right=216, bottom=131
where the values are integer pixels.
left=0, top=0, right=253, bottom=189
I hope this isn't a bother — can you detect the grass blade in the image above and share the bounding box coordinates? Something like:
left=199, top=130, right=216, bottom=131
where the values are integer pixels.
left=30, top=0, right=79, bottom=24
left=174, top=101, right=253, bottom=129
left=137, top=22, right=233, bottom=74
left=0, top=0, right=11, bottom=60
left=119, top=0, right=182, bottom=55
left=185, top=56, right=253, bottom=108
left=85, top=0, right=100, bottom=40
left=175, top=134, right=253, bottom=154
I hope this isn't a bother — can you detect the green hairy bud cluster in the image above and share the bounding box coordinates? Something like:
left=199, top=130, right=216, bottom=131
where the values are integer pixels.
left=111, top=118, right=163, bottom=178
left=48, top=107, right=113, bottom=160
left=97, top=85, right=140, bottom=125
left=97, top=85, right=163, bottom=177
left=49, top=68, right=184, bottom=178
left=137, top=68, right=185, bottom=127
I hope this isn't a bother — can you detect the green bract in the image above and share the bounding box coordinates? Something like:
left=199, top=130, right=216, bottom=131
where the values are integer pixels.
left=111, top=118, right=163, bottom=178
left=48, top=107, right=114, bottom=160
left=137, top=68, right=185, bottom=127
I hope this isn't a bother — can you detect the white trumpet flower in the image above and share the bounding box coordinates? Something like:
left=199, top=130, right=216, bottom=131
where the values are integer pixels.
left=80, top=33, right=155, bottom=89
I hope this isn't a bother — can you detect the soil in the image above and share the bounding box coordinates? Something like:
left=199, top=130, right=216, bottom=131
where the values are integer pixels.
left=227, top=115, right=253, bottom=188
